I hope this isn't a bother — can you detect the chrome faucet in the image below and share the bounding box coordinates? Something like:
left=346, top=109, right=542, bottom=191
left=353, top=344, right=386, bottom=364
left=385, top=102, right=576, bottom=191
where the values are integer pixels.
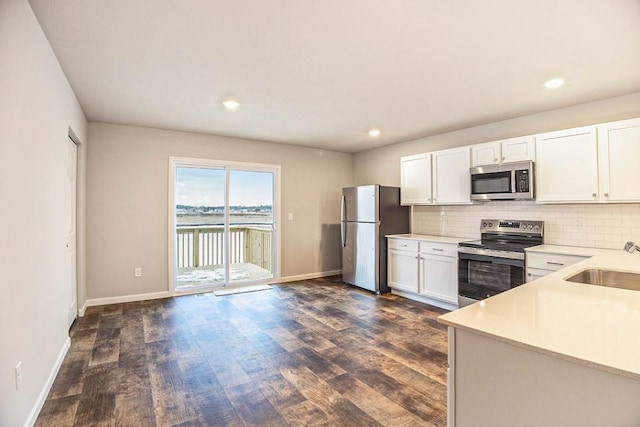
left=624, top=241, right=640, bottom=253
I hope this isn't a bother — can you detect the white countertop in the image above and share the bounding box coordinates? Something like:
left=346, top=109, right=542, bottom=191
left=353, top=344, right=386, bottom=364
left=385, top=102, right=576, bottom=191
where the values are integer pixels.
left=526, top=244, right=616, bottom=257
left=386, top=233, right=473, bottom=245
left=439, top=247, right=640, bottom=380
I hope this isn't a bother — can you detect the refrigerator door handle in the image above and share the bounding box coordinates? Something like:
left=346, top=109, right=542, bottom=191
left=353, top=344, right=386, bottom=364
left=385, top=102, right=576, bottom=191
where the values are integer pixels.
left=341, top=195, right=346, bottom=247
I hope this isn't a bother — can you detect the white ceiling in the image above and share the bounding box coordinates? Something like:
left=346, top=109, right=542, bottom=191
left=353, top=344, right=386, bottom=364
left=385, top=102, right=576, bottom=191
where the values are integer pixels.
left=29, top=0, right=640, bottom=153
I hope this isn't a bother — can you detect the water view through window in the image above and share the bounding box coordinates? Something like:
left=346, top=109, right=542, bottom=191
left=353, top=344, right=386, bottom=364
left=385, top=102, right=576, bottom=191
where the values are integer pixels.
left=174, top=166, right=275, bottom=289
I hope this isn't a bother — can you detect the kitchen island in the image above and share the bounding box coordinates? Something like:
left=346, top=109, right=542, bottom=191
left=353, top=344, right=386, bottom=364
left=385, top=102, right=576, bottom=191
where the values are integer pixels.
left=438, top=245, right=640, bottom=427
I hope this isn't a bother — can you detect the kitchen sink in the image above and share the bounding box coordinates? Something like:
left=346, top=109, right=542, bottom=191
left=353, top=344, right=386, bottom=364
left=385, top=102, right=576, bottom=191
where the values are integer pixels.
left=565, top=269, right=640, bottom=291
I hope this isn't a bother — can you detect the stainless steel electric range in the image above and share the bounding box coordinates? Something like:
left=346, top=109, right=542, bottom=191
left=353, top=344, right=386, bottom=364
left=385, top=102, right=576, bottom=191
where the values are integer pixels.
left=457, top=219, right=544, bottom=307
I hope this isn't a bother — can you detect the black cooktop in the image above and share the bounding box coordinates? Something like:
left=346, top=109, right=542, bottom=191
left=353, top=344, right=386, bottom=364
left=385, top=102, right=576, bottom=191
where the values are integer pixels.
left=459, top=219, right=545, bottom=253
left=458, top=239, right=539, bottom=253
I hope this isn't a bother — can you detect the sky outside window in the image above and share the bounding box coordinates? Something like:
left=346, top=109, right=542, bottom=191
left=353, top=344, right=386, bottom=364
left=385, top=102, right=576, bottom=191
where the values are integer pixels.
left=176, top=167, right=273, bottom=207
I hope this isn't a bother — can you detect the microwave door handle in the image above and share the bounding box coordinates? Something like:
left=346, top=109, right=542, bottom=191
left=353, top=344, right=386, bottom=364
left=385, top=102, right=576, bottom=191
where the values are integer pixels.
left=511, top=170, right=517, bottom=193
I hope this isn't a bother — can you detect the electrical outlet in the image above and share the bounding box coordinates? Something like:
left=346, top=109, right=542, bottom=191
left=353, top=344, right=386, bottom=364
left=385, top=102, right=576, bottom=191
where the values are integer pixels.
left=288, top=212, right=294, bottom=220
left=135, top=267, right=142, bottom=277
left=15, top=361, right=23, bottom=390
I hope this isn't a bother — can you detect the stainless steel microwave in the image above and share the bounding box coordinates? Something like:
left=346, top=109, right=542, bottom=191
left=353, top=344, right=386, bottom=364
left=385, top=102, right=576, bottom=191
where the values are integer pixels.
left=470, top=161, right=534, bottom=201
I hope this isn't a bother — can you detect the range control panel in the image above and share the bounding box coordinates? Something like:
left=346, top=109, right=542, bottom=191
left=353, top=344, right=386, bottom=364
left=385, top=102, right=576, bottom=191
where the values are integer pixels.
left=480, top=219, right=544, bottom=236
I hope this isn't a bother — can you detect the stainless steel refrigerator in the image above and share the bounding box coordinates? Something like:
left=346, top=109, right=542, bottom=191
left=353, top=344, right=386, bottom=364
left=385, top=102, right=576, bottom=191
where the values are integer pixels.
left=341, top=185, right=410, bottom=293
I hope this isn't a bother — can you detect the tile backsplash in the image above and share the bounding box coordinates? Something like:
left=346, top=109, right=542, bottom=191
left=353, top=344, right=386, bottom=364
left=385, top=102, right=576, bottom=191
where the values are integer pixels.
left=412, top=201, right=640, bottom=249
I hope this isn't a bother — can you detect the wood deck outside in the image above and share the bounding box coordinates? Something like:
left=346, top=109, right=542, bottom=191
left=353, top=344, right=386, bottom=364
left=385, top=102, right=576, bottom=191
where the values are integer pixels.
left=176, top=263, right=273, bottom=288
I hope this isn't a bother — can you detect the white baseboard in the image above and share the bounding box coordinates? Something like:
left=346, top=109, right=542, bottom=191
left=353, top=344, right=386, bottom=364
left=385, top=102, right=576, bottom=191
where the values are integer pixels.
left=391, top=289, right=458, bottom=311
left=78, top=272, right=342, bottom=316
left=79, top=291, right=171, bottom=316
left=275, top=269, right=342, bottom=283
left=25, top=336, right=71, bottom=427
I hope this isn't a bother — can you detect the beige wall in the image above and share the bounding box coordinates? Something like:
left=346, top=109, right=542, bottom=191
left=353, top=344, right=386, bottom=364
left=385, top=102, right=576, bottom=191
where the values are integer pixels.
left=86, top=123, right=352, bottom=300
left=353, top=92, right=640, bottom=186
left=0, top=0, right=87, bottom=425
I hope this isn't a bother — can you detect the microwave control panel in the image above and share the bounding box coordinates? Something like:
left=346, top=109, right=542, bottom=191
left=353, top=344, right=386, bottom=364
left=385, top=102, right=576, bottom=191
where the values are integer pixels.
left=515, top=170, right=530, bottom=193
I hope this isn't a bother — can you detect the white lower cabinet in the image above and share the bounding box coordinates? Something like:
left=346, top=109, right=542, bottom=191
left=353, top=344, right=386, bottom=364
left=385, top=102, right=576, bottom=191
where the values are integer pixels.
left=388, top=237, right=459, bottom=310
left=388, top=249, right=419, bottom=293
left=526, top=251, right=589, bottom=282
left=419, top=253, right=458, bottom=304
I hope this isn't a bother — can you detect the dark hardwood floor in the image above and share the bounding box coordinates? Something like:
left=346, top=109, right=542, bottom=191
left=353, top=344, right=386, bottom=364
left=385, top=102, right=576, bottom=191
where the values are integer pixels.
left=36, top=277, right=449, bottom=426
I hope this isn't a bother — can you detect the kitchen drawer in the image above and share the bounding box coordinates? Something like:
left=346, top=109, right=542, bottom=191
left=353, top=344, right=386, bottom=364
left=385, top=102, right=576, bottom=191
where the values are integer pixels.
left=419, top=241, right=458, bottom=257
left=388, top=238, right=419, bottom=252
left=527, top=252, right=588, bottom=271
left=526, top=267, right=554, bottom=283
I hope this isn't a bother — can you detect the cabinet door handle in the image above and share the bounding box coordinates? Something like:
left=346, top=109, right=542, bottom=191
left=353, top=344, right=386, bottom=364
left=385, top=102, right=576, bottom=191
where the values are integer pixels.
left=432, top=248, right=444, bottom=252
left=592, top=193, right=597, bottom=198
left=493, top=158, right=498, bottom=162
left=604, top=193, right=610, bottom=198
left=547, top=261, right=564, bottom=266
left=527, top=273, right=532, bottom=276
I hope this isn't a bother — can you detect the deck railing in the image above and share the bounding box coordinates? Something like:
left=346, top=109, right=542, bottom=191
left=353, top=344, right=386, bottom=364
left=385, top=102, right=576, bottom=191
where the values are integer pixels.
left=176, top=225, right=272, bottom=271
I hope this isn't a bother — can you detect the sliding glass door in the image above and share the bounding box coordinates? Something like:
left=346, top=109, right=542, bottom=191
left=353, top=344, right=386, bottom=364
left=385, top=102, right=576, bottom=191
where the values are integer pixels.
left=228, top=170, right=274, bottom=285
left=174, top=166, right=227, bottom=288
left=170, top=158, right=279, bottom=293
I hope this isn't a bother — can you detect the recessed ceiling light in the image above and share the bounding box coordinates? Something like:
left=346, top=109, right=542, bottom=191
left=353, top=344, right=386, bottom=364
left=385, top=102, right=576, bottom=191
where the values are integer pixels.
left=368, top=128, right=381, bottom=137
left=543, top=77, right=566, bottom=89
left=222, top=99, right=240, bottom=110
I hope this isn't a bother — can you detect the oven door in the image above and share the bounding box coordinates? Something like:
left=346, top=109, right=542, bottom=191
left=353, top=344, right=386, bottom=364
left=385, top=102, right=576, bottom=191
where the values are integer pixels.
left=458, top=252, right=524, bottom=304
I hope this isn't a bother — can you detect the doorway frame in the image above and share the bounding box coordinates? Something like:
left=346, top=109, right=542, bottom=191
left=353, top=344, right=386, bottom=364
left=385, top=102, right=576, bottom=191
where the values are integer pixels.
left=168, top=156, right=281, bottom=296
left=66, top=128, right=80, bottom=327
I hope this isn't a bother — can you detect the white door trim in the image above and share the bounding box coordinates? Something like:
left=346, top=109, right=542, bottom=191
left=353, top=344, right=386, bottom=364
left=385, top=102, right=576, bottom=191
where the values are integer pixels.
left=66, top=131, right=79, bottom=328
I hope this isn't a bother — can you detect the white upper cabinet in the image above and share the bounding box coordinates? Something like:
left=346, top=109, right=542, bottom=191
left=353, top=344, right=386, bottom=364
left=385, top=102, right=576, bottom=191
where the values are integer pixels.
left=501, top=136, right=535, bottom=163
left=400, top=153, right=432, bottom=205
left=400, top=147, right=471, bottom=205
left=433, top=146, right=471, bottom=204
left=471, top=136, right=535, bottom=166
left=535, top=126, right=599, bottom=203
left=597, top=118, right=640, bottom=202
left=471, top=141, right=501, bottom=166
left=399, top=116, right=640, bottom=205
